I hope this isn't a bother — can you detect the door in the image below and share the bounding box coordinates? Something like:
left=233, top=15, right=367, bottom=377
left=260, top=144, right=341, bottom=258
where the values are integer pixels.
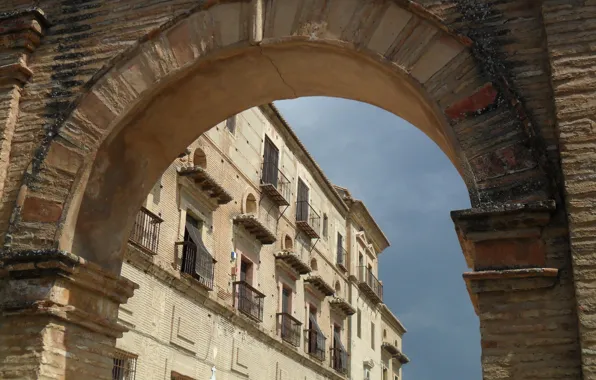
left=262, top=136, right=279, bottom=186
left=281, top=287, right=292, bottom=339
left=297, top=178, right=309, bottom=222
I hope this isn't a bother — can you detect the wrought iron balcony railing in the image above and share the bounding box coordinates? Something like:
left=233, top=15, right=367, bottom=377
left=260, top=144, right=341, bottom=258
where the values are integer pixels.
left=305, top=329, right=326, bottom=361
left=129, top=207, right=163, bottom=254
left=277, top=312, right=302, bottom=347
left=357, top=266, right=383, bottom=303
left=177, top=241, right=215, bottom=290
left=233, top=281, right=265, bottom=322
left=261, top=161, right=291, bottom=206
left=336, top=245, right=347, bottom=271
left=296, top=201, right=321, bottom=239
left=331, top=347, right=348, bottom=374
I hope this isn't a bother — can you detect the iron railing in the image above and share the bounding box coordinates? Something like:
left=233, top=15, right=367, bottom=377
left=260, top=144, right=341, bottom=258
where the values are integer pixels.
left=129, top=207, right=162, bottom=254
left=336, top=245, right=347, bottom=271
left=261, top=161, right=291, bottom=201
left=233, top=281, right=265, bottom=322
left=358, top=266, right=383, bottom=301
left=178, top=241, right=215, bottom=290
left=277, top=312, right=301, bottom=347
left=331, top=347, right=348, bottom=374
left=296, top=201, right=321, bottom=234
left=305, top=329, right=326, bottom=361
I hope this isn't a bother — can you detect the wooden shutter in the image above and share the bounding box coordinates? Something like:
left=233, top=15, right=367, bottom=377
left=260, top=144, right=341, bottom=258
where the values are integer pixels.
left=297, top=179, right=309, bottom=221
left=263, top=136, right=279, bottom=186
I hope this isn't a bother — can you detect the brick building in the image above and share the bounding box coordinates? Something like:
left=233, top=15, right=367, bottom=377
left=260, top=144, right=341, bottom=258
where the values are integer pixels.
left=115, top=104, right=408, bottom=380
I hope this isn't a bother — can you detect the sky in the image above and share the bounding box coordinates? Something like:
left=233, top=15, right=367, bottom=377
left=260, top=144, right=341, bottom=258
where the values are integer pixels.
left=275, top=97, right=481, bottom=380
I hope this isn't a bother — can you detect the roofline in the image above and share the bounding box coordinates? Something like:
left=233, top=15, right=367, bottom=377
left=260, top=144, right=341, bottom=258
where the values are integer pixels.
left=262, top=103, right=349, bottom=213
left=352, top=200, right=391, bottom=251
left=380, top=304, right=407, bottom=335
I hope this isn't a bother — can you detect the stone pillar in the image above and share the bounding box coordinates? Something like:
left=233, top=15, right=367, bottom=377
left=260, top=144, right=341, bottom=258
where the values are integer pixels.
left=452, top=201, right=582, bottom=379
left=0, top=250, right=137, bottom=379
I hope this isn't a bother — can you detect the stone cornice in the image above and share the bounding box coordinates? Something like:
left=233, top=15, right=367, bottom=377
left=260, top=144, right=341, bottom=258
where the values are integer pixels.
left=0, top=8, right=48, bottom=85
left=0, top=249, right=137, bottom=339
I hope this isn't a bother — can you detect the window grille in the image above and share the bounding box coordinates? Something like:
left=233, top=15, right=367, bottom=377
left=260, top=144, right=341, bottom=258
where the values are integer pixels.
left=112, top=350, right=137, bottom=380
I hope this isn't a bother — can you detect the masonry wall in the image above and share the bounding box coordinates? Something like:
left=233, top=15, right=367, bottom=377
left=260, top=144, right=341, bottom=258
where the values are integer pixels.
left=117, top=105, right=400, bottom=379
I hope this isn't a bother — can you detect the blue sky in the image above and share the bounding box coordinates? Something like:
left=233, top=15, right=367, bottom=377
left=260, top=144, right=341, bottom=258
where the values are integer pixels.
left=275, top=97, right=481, bottom=380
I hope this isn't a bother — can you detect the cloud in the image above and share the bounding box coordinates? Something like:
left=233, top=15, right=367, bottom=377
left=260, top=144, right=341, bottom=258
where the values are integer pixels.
left=275, top=97, right=481, bottom=380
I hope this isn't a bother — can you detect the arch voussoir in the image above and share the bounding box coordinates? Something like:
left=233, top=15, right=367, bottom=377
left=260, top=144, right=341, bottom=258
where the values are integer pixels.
left=0, top=1, right=583, bottom=380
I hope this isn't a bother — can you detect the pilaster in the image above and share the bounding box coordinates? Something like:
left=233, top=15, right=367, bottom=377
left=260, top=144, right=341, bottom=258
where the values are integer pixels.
left=0, top=250, right=137, bottom=379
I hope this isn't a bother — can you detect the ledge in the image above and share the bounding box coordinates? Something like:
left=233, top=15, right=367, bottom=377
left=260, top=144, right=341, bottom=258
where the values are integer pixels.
left=463, top=268, right=559, bottom=315
left=329, top=297, right=356, bottom=316
left=304, top=275, right=335, bottom=297
left=275, top=251, right=311, bottom=275
left=233, top=214, right=276, bottom=244
left=178, top=166, right=233, bottom=205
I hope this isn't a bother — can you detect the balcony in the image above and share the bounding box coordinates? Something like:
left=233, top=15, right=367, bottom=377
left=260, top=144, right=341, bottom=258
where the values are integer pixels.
left=233, top=214, right=276, bottom=244
left=178, top=166, right=233, bottom=205
left=393, top=350, right=410, bottom=365
left=129, top=207, right=163, bottom=254
left=357, top=266, right=383, bottom=304
left=381, top=341, right=400, bottom=356
left=329, top=297, right=356, bottom=316
left=178, top=241, right=216, bottom=290
left=260, top=161, right=291, bottom=206
left=296, top=201, right=321, bottom=239
left=305, top=329, right=326, bottom=361
left=304, top=275, right=335, bottom=297
left=331, top=347, right=348, bottom=374
left=336, top=246, right=347, bottom=272
left=274, top=251, right=311, bottom=276
left=233, top=281, right=265, bottom=322
left=277, top=312, right=302, bottom=347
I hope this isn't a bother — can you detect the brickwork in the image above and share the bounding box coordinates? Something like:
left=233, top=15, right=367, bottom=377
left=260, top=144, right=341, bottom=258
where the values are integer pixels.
left=114, top=104, right=398, bottom=379
left=0, top=1, right=592, bottom=379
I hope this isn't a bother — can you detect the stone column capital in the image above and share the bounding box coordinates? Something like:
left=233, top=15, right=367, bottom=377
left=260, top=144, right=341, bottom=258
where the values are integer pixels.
left=0, top=249, right=137, bottom=339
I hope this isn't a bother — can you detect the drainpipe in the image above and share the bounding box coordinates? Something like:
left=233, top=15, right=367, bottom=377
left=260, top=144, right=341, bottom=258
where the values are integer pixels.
left=347, top=281, right=353, bottom=380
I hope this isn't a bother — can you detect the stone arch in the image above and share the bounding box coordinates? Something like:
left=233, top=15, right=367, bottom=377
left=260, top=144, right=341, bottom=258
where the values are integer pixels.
left=310, top=258, right=318, bottom=272
left=245, top=193, right=258, bottom=215
left=193, top=147, right=207, bottom=168
left=9, top=1, right=551, bottom=273
left=283, top=234, right=293, bottom=251
left=0, top=2, right=582, bottom=380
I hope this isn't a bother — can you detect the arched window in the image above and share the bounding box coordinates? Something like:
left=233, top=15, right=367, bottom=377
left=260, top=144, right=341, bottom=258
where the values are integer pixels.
left=310, top=258, right=318, bottom=272
left=245, top=193, right=257, bottom=214
left=335, top=281, right=341, bottom=294
left=383, top=329, right=387, bottom=338
left=284, top=235, right=293, bottom=251
left=193, top=147, right=207, bottom=168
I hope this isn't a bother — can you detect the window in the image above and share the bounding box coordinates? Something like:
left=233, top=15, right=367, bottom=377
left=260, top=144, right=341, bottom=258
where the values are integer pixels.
left=281, top=286, right=292, bottom=313
left=245, top=193, right=257, bottom=214
left=336, top=232, right=344, bottom=266
left=240, top=259, right=252, bottom=284
left=297, top=178, right=309, bottom=221
left=359, top=253, right=364, bottom=267
left=371, top=322, right=375, bottom=350
left=181, top=213, right=215, bottom=289
left=262, top=136, right=280, bottom=186
left=193, top=147, right=206, bottom=168
left=225, top=116, right=236, bottom=134
left=357, top=309, right=361, bottom=338
left=112, top=350, right=137, bottom=380
left=383, top=368, right=388, bottom=380
left=322, top=214, right=328, bottom=238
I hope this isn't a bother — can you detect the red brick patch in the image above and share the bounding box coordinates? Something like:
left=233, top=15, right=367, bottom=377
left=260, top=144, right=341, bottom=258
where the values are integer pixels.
left=445, top=83, right=498, bottom=121
left=21, top=196, right=63, bottom=223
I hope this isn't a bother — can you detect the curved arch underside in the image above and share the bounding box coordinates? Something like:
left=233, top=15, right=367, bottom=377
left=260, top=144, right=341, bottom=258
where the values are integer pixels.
left=7, top=1, right=551, bottom=272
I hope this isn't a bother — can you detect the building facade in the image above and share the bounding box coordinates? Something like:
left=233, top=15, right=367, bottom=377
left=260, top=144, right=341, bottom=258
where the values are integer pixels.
left=114, top=104, right=408, bottom=380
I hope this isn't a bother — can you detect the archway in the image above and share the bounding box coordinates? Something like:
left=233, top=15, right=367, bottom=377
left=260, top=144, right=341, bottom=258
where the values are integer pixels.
left=193, top=147, right=207, bottom=168
left=0, top=2, right=577, bottom=380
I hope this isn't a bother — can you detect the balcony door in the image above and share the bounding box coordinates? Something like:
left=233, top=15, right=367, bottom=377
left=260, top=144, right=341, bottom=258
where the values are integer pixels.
left=182, top=214, right=214, bottom=287
left=297, top=178, right=309, bottom=222
left=262, top=136, right=279, bottom=186
left=333, top=325, right=346, bottom=371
